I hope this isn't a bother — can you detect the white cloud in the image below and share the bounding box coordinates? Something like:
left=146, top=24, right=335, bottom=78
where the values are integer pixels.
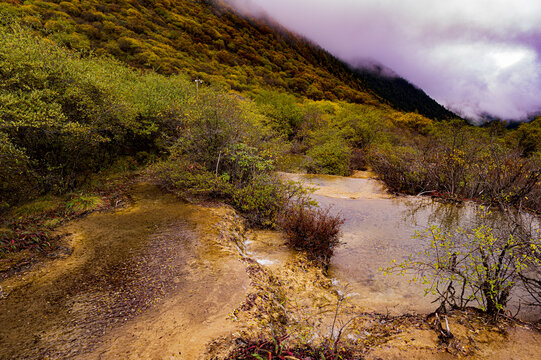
left=225, top=0, right=541, bottom=120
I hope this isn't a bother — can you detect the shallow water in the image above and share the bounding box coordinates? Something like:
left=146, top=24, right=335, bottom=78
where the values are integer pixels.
left=281, top=172, right=541, bottom=320
left=0, top=183, right=248, bottom=359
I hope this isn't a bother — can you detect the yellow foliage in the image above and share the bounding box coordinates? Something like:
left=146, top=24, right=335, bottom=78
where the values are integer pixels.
left=393, top=112, right=433, bottom=133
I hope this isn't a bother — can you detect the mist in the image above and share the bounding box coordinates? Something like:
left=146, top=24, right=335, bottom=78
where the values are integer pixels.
left=224, top=0, right=541, bottom=121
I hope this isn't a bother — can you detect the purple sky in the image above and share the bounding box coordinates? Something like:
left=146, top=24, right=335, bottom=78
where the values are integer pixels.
left=225, top=0, right=541, bottom=121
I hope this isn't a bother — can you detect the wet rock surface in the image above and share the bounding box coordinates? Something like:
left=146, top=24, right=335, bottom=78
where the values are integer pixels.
left=0, top=183, right=248, bottom=359
left=1, top=177, right=540, bottom=360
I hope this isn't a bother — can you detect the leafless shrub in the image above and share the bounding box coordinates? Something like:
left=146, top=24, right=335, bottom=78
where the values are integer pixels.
left=279, top=205, right=344, bottom=267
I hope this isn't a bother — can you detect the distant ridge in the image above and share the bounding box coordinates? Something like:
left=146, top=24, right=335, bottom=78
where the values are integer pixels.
left=351, top=67, right=457, bottom=119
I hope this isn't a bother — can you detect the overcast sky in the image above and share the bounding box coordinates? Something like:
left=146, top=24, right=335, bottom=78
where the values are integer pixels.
left=225, top=0, right=541, bottom=121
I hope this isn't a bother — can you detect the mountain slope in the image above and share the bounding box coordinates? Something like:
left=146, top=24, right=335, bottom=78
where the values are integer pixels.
left=0, top=0, right=454, bottom=119
left=352, top=67, right=456, bottom=119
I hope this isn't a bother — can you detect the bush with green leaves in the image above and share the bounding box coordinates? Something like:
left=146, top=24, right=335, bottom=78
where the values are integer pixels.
left=149, top=89, right=310, bottom=227
left=254, top=90, right=304, bottom=139
left=174, top=91, right=254, bottom=173
left=0, top=23, right=192, bottom=206
left=230, top=175, right=312, bottom=228
left=514, top=116, right=541, bottom=156
left=221, top=143, right=274, bottom=184
left=150, top=112, right=312, bottom=228
left=369, top=143, right=429, bottom=194
left=0, top=133, right=36, bottom=210
left=150, top=156, right=311, bottom=228
left=306, top=138, right=351, bottom=176
left=383, top=208, right=541, bottom=316
left=149, top=156, right=230, bottom=200
left=370, top=121, right=541, bottom=211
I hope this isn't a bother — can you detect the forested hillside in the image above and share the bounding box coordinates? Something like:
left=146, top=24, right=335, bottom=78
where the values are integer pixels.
left=352, top=68, right=456, bottom=119
left=1, top=0, right=540, bottom=258
left=0, top=0, right=454, bottom=119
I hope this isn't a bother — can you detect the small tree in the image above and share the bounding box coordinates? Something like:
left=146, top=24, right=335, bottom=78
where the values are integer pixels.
left=174, top=90, right=255, bottom=173
left=383, top=209, right=541, bottom=316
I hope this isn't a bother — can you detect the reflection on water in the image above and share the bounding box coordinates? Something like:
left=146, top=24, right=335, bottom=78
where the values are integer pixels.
left=281, top=173, right=541, bottom=320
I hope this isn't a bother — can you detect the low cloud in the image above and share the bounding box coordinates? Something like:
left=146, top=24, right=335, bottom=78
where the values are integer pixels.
left=225, top=0, right=541, bottom=121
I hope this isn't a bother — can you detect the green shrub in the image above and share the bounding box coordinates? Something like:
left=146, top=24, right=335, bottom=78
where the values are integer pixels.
left=393, top=112, right=433, bottom=134
left=228, top=174, right=312, bottom=228
left=150, top=155, right=311, bottom=228
left=369, top=123, right=541, bottom=211
left=306, top=139, right=351, bottom=176
left=147, top=88, right=310, bottom=227
left=255, top=90, right=303, bottom=138
left=174, top=91, right=254, bottom=173
left=369, top=144, right=429, bottom=194
left=0, top=23, right=192, bottom=206
left=149, top=157, right=229, bottom=199
left=514, top=116, right=541, bottom=156
left=0, top=132, right=36, bottom=210
left=383, top=214, right=541, bottom=315
left=221, top=143, right=274, bottom=185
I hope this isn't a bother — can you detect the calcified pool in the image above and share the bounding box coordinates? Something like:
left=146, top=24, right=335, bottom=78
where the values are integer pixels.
left=0, top=183, right=249, bottom=359
left=279, top=172, right=541, bottom=320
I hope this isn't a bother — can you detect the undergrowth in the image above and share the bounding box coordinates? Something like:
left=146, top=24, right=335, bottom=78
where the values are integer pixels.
left=228, top=336, right=357, bottom=360
left=279, top=205, right=344, bottom=267
left=0, top=168, right=135, bottom=256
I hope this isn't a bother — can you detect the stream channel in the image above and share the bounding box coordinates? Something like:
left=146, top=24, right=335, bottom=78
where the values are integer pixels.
left=0, top=173, right=540, bottom=359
